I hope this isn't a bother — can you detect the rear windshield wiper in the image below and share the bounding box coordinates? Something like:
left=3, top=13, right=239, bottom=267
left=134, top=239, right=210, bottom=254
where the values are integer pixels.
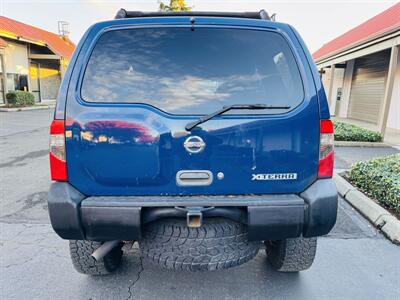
left=185, top=104, right=291, bottom=131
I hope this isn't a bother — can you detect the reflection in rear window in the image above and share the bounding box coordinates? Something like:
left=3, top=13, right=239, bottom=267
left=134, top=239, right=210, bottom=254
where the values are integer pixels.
left=81, top=27, right=304, bottom=114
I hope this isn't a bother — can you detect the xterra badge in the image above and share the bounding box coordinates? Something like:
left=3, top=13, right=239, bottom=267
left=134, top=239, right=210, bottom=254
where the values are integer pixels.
left=252, top=173, right=297, bottom=181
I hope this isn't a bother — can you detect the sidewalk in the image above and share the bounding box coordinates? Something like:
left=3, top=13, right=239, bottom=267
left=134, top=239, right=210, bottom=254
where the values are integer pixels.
left=0, top=100, right=55, bottom=112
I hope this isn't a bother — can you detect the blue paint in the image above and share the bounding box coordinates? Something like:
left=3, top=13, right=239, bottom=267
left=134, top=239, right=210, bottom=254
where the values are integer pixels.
left=61, top=16, right=326, bottom=196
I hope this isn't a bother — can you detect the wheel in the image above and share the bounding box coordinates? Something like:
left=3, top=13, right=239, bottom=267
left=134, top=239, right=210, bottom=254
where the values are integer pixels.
left=140, top=218, right=260, bottom=271
left=69, top=240, right=123, bottom=275
left=265, top=237, right=317, bottom=272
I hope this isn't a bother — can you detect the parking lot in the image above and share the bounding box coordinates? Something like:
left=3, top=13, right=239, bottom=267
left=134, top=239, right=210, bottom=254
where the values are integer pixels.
left=1, top=109, right=399, bottom=299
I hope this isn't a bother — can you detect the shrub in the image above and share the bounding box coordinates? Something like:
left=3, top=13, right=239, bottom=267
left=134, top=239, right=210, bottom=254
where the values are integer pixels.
left=348, top=154, right=400, bottom=214
left=5, top=91, right=17, bottom=105
left=333, top=121, right=383, bottom=142
left=5, top=91, right=35, bottom=107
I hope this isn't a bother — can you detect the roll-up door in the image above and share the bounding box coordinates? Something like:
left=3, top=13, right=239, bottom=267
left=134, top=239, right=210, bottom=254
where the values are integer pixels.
left=348, top=49, right=390, bottom=123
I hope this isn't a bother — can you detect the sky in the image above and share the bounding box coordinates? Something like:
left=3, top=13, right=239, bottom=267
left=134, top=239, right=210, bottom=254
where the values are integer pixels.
left=0, top=0, right=398, bottom=53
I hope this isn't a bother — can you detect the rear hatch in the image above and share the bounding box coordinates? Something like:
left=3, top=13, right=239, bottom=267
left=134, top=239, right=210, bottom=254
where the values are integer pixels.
left=65, top=23, right=320, bottom=196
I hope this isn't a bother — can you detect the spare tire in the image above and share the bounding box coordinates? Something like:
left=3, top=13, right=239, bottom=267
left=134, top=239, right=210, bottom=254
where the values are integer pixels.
left=140, top=218, right=260, bottom=271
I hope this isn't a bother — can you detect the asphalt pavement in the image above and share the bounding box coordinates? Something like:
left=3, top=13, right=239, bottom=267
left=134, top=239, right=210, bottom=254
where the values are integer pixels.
left=335, top=146, right=399, bottom=170
left=1, top=109, right=399, bottom=300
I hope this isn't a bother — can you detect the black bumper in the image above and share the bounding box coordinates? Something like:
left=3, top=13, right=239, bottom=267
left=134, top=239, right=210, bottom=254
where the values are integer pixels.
left=48, top=179, right=338, bottom=241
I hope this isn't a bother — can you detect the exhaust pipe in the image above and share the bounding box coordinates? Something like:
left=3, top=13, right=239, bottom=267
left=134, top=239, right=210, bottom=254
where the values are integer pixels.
left=91, top=240, right=120, bottom=261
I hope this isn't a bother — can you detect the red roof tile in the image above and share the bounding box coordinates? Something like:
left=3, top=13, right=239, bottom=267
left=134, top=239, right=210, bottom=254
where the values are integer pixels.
left=313, top=3, right=400, bottom=61
left=0, top=16, right=75, bottom=59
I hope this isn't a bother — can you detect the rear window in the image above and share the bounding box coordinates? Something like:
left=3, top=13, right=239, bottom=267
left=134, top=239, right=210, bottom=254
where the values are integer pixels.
left=81, top=27, right=304, bottom=114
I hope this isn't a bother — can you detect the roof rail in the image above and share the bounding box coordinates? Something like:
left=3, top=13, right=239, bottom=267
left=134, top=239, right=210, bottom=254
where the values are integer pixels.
left=114, top=9, right=271, bottom=21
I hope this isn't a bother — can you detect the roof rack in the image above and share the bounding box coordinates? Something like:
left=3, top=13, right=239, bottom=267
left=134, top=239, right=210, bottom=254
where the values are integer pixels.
left=114, top=9, right=271, bottom=21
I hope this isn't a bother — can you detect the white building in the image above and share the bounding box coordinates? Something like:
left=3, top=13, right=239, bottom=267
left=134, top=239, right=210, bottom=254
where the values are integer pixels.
left=0, top=17, right=75, bottom=103
left=314, top=3, right=400, bottom=141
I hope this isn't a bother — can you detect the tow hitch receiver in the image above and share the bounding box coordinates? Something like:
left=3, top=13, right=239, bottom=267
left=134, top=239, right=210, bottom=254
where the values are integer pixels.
left=177, top=207, right=213, bottom=228
left=187, top=210, right=202, bottom=228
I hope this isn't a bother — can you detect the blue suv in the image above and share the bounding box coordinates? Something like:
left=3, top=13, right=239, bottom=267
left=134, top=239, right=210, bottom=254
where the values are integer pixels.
left=48, top=9, right=337, bottom=275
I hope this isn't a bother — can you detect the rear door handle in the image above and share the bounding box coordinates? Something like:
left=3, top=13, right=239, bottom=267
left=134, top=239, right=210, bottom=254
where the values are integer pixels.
left=176, top=170, right=213, bottom=186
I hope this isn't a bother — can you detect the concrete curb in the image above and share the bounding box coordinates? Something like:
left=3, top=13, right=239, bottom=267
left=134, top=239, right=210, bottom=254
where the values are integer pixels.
left=334, top=141, right=388, bottom=147
left=333, top=173, right=400, bottom=245
left=0, top=105, right=55, bottom=112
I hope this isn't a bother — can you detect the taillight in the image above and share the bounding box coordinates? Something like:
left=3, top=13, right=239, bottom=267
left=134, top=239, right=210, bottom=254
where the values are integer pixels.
left=318, top=120, right=334, bottom=178
left=50, top=120, right=67, bottom=181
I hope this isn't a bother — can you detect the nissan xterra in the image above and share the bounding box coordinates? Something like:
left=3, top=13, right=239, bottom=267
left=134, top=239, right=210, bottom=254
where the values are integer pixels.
left=48, top=9, right=338, bottom=275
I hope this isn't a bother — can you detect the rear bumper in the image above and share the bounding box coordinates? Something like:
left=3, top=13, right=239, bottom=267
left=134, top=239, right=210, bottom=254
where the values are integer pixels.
left=48, top=179, right=338, bottom=241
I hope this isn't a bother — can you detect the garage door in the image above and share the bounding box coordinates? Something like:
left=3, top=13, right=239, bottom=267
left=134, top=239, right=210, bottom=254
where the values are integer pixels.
left=348, top=49, right=390, bottom=123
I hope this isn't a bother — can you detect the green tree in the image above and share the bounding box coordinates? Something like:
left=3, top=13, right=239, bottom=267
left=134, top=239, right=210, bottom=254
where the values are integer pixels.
left=159, top=0, right=192, bottom=11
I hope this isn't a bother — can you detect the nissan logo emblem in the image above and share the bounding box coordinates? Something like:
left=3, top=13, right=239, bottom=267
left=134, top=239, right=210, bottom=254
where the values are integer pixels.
left=183, top=136, right=205, bottom=154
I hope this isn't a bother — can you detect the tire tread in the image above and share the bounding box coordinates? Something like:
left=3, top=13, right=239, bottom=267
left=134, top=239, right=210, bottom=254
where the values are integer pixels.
left=69, top=240, right=123, bottom=275
left=141, top=218, right=260, bottom=271
left=266, top=237, right=317, bottom=272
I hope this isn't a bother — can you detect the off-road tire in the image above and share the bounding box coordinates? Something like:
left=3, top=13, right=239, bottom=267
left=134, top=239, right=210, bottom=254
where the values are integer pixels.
left=140, top=218, right=260, bottom=271
left=265, top=237, right=317, bottom=272
left=69, top=240, right=123, bottom=275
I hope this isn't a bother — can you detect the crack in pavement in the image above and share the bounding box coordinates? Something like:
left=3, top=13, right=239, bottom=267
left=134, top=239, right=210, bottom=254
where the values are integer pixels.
left=1, top=236, right=49, bottom=246
left=0, top=149, right=48, bottom=168
left=0, top=222, right=51, bottom=240
left=0, top=246, right=67, bottom=268
left=0, top=248, right=44, bottom=269
left=18, top=192, right=48, bottom=211
left=4, top=226, right=27, bottom=240
left=0, top=227, right=67, bottom=268
left=0, top=223, right=55, bottom=251
left=0, top=126, right=49, bottom=138
left=0, top=223, right=33, bottom=242
left=1, top=192, right=49, bottom=222
left=126, top=256, right=144, bottom=300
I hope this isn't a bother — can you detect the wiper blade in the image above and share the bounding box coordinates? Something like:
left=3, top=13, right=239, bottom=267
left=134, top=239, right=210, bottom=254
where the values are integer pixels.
left=185, top=103, right=291, bottom=131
